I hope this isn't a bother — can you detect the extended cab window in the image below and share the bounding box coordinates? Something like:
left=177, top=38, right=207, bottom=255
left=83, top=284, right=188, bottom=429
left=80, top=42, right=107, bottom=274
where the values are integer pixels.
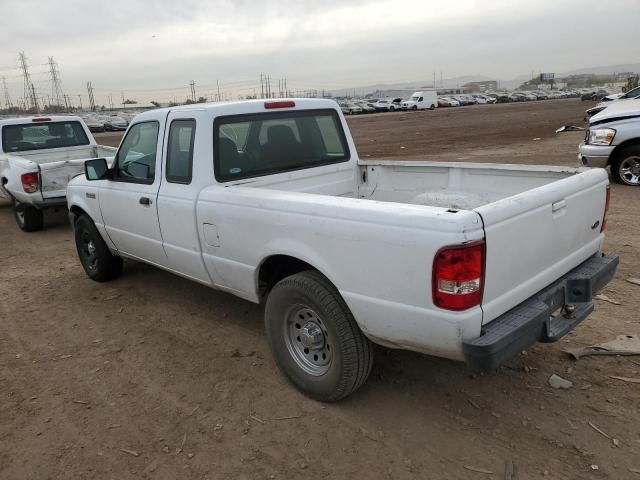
left=115, top=121, right=159, bottom=183
left=166, top=119, right=195, bottom=184
left=2, top=121, right=89, bottom=152
left=214, top=109, right=350, bottom=181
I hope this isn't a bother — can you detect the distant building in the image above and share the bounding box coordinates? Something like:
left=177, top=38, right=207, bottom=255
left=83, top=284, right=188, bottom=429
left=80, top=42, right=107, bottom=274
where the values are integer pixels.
left=462, top=80, right=498, bottom=92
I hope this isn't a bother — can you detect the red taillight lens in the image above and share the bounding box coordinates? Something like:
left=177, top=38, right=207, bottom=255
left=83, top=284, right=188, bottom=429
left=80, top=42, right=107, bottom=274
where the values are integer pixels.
left=432, top=241, right=485, bottom=311
left=600, top=185, right=610, bottom=232
left=264, top=100, right=295, bottom=109
left=21, top=172, right=39, bottom=193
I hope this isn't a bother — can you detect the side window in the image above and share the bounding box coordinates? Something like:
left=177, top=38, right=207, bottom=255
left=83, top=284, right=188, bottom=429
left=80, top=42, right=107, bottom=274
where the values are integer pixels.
left=166, top=119, right=195, bottom=184
left=115, top=121, right=159, bottom=183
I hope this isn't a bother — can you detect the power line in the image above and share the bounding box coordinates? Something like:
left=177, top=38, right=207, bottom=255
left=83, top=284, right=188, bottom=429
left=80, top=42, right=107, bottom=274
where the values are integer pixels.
left=47, top=57, right=65, bottom=107
left=1, top=76, right=13, bottom=109
left=19, top=52, right=39, bottom=111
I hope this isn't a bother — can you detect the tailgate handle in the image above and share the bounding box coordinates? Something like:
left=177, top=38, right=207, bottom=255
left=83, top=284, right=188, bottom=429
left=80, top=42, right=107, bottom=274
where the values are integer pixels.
left=552, top=199, right=567, bottom=212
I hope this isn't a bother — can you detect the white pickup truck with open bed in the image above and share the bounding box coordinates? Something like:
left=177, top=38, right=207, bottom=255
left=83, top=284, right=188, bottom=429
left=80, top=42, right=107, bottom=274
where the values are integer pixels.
left=67, top=99, right=618, bottom=401
left=0, top=115, right=116, bottom=231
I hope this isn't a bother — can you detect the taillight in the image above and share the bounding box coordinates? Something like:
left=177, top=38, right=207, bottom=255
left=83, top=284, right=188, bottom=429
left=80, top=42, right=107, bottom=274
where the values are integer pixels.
left=21, top=172, right=39, bottom=193
left=601, top=184, right=610, bottom=232
left=432, top=241, right=485, bottom=311
left=264, top=100, right=295, bottom=109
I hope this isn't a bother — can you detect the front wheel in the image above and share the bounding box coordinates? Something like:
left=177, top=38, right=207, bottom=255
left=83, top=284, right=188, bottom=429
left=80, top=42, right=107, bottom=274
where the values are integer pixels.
left=412, top=105, right=418, bottom=111
left=611, top=145, right=640, bottom=186
left=265, top=271, right=373, bottom=402
left=429, top=104, right=435, bottom=110
left=74, top=215, right=123, bottom=281
left=13, top=200, right=43, bottom=232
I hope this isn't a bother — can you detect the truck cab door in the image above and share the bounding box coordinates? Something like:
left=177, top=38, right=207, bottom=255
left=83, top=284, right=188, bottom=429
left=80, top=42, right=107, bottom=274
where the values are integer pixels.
left=98, top=120, right=167, bottom=266
left=156, top=113, right=212, bottom=284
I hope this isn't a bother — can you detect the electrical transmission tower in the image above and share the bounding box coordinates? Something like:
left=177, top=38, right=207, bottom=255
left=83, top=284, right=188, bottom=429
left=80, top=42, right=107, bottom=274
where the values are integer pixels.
left=1, top=76, right=13, bottom=109
left=86, top=82, right=96, bottom=111
left=189, top=80, right=196, bottom=102
left=47, top=57, right=65, bottom=107
left=19, top=52, right=39, bottom=111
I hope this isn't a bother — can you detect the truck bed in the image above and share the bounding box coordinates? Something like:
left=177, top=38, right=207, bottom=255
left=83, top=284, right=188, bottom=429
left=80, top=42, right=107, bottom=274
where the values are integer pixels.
left=233, top=159, right=609, bottom=326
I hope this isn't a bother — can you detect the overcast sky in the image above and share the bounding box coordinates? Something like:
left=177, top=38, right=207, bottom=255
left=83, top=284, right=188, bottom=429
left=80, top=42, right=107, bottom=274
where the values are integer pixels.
left=0, top=0, right=638, bottom=106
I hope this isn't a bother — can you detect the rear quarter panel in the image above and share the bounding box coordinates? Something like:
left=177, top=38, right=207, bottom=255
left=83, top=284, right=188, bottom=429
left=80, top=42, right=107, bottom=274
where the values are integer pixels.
left=196, top=186, right=485, bottom=358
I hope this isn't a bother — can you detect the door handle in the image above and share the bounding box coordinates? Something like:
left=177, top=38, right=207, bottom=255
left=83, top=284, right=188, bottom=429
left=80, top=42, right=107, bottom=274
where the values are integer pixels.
left=139, top=197, right=152, bottom=206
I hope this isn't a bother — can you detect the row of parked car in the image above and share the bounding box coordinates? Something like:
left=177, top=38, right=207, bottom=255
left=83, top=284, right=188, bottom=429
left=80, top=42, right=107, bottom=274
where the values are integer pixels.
left=338, top=88, right=593, bottom=114
left=80, top=113, right=133, bottom=132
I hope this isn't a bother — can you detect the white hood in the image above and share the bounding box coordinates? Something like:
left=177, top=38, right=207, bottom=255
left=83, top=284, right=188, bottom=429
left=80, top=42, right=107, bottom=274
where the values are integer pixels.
left=590, top=99, right=640, bottom=124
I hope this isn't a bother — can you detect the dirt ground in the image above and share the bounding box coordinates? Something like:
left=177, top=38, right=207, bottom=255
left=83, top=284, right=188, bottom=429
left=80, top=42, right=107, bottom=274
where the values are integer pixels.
left=1, top=99, right=639, bottom=480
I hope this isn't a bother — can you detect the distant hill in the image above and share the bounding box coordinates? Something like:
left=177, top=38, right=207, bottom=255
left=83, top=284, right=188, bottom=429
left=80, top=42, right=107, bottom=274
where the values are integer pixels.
left=332, top=62, right=639, bottom=96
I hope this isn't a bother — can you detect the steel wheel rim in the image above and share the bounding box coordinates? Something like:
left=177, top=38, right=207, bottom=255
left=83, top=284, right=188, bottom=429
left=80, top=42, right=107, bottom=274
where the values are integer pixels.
left=284, top=305, right=332, bottom=376
left=80, top=229, right=98, bottom=272
left=620, top=156, right=640, bottom=185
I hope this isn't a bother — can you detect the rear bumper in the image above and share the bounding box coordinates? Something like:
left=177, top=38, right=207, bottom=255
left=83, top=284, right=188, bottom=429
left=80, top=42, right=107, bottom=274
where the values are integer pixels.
left=463, top=254, right=618, bottom=370
left=32, top=196, right=67, bottom=209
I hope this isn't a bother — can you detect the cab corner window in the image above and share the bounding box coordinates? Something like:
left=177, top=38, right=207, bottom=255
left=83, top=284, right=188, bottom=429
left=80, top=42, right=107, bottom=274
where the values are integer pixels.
left=166, top=119, right=195, bottom=184
left=115, top=121, right=159, bottom=183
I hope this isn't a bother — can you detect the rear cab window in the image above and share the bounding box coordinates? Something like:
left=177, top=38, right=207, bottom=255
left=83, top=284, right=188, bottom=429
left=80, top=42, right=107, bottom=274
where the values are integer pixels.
left=166, top=119, right=196, bottom=184
left=213, top=109, right=350, bottom=182
left=2, top=120, right=89, bottom=152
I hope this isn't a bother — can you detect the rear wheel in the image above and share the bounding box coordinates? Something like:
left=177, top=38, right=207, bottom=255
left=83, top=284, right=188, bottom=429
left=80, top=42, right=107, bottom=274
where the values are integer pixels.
left=611, top=145, right=640, bottom=186
left=13, top=199, right=43, bottom=232
left=265, top=270, right=373, bottom=402
left=74, top=215, right=123, bottom=281
left=429, top=104, right=435, bottom=110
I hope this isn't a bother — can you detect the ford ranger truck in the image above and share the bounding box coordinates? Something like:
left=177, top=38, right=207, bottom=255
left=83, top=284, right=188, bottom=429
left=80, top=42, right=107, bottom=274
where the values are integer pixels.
left=0, top=115, right=116, bottom=231
left=67, top=99, right=618, bottom=401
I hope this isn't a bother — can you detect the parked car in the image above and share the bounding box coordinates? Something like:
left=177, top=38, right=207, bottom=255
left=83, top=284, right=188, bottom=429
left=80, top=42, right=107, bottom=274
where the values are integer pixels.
left=0, top=115, right=116, bottom=231
left=371, top=99, right=394, bottom=111
left=340, top=103, right=362, bottom=115
left=579, top=99, right=640, bottom=186
left=581, top=90, right=596, bottom=101
left=592, top=89, right=610, bottom=101
left=401, top=91, right=437, bottom=110
left=67, top=98, right=617, bottom=401
left=104, top=116, right=128, bottom=131
left=355, top=101, right=376, bottom=113
left=83, top=115, right=105, bottom=133
left=438, top=97, right=453, bottom=107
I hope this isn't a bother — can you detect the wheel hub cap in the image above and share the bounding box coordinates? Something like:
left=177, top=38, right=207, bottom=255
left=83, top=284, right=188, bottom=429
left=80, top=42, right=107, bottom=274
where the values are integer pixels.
left=87, top=241, right=96, bottom=255
left=621, top=156, right=640, bottom=185
left=284, top=306, right=332, bottom=376
left=300, top=322, right=324, bottom=350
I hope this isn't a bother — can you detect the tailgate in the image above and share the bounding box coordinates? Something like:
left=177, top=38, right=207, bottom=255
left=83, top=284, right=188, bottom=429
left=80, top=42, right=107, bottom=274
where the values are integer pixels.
left=476, top=168, right=609, bottom=325
left=39, top=159, right=86, bottom=198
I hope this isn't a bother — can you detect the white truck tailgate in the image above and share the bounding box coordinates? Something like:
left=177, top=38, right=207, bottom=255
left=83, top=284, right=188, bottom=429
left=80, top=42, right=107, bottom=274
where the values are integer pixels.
left=39, top=159, right=86, bottom=198
left=476, top=168, right=609, bottom=324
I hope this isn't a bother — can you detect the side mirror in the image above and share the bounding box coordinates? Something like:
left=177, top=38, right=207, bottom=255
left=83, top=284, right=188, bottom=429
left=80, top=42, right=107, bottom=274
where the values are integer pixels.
left=85, top=158, right=110, bottom=181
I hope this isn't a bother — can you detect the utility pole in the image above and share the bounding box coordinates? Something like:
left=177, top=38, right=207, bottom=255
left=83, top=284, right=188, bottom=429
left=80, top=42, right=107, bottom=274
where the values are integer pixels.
left=260, top=73, right=264, bottom=99
left=19, top=52, right=39, bottom=111
left=77, top=94, right=83, bottom=110
left=86, top=82, right=96, bottom=111
left=1, top=76, right=13, bottom=109
left=189, top=80, right=196, bottom=102
left=47, top=57, right=64, bottom=107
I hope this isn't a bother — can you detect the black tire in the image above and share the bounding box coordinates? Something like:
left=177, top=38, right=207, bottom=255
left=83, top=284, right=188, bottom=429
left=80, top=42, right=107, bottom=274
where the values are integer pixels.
left=265, top=270, right=373, bottom=402
left=412, top=105, right=418, bottom=111
left=429, top=104, right=435, bottom=110
left=74, top=215, right=123, bottom=281
left=389, top=106, right=395, bottom=111
left=611, top=145, right=640, bottom=186
left=13, top=199, right=43, bottom=232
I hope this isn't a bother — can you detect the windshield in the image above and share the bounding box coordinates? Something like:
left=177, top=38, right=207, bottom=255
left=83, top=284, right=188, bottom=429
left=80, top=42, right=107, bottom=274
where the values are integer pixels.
left=214, top=109, right=350, bottom=182
left=410, top=96, right=419, bottom=101
left=2, top=120, right=90, bottom=153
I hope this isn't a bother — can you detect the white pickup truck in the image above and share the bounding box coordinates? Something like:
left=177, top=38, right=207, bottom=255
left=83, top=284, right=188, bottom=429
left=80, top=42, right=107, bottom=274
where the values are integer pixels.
left=0, top=115, right=116, bottom=231
left=67, top=99, right=618, bottom=401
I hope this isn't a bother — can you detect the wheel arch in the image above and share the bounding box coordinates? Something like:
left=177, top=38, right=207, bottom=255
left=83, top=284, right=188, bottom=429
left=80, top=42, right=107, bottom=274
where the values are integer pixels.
left=609, top=138, right=640, bottom=165
left=257, top=254, right=337, bottom=301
